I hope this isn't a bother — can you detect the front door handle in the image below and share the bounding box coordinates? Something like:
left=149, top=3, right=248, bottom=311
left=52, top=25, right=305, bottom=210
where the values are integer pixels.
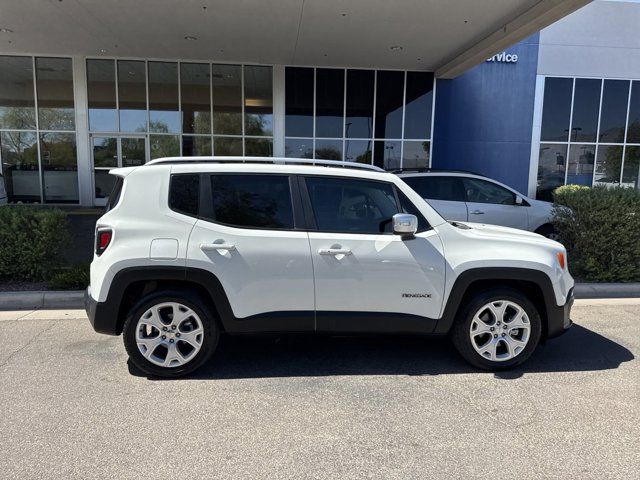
left=318, top=248, right=352, bottom=255
left=200, top=242, right=236, bottom=251
left=469, top=210, right=485, bottom=215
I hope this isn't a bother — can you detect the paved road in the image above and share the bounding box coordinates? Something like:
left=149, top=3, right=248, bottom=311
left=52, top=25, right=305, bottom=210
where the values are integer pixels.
left=0, top=300, right=638, bottom=479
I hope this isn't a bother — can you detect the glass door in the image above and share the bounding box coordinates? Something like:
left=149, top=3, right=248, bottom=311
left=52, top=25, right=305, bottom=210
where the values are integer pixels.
left=92, top=135, right=146, bottom=205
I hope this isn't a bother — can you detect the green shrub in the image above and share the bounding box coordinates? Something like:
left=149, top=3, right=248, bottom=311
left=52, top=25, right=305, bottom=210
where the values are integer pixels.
left=0, top=206, right=70, bottom=282
left=48, top=263, right=89, bottom=290
left=552, top=185, right=640, bottom=282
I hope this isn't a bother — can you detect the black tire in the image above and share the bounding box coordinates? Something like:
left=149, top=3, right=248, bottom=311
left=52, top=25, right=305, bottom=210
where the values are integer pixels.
left=451, top=288, right=542, bottom=370
left=123, top=290, right=219, bottom=378
left=535, top=224, right=560, bottom=241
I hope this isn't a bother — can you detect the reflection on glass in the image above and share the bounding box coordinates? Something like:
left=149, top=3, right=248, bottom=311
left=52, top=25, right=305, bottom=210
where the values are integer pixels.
left=346, top=70, right=374, bottom=138
left=627, top=81, right=640, bottom=143
left=536, top=144, right=567, bottom=201
left=375, top=70, right=404, bottom=139
left=87, top=59, right=117, bottom=132
left=148, top=62, right=179, bottom=133
left=622, top=146, right=640, bottom=189
left=315, top=139, right=342, bottom=160
left=149, top=135, right=178, bottom=160
left=36, top=57, right=75, bottom=131
left=599, top=80, right=629, bottom=143
left=182, top=135, right=211, bottom=156
left=92, top=136, right=117, bottom=168
left=373, top=140, right=401, bottom=170
left=594, top=145, right=623, bottom=186
left=0, top=56, right=36, bottom=130
left=121, top=137, right=146, bottom=166
left=214, top=136, right=243, bottom=156
left=570, top=79, right=601, bottom=142
left=285, top=67, right=313, bottom=137
left=404, top=72, right=433, bottom=139
left=244, top=65, right=273, bottom=136
left=285, top=138, right=313, bottom=158
left=540, top=77, right=572, bottom=142
left=39, top=132, right=78, bottom=203
left=181, top=63, right=211, bottom=134
left=402, top=141, right=429, bottom=169
left=212, top=64, right=242, bottom=135
left=0, top=131, right=39, bottom=202
left=316, top=69, right=344, bottom=138
left=94, top=170, right=115, bottom=200
left=245, top=138, right=273, bottom=157
left=118, top=60, right=147, bottom=132
left=566, top=144, right=594, bottom=186
left=345, top=140, right=372, bottom=164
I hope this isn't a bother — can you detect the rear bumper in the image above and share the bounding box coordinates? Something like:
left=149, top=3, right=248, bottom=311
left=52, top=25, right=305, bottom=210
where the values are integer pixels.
left=85, top=287, right=119, bottom=336
left=546, top=288, right=574, bottom=338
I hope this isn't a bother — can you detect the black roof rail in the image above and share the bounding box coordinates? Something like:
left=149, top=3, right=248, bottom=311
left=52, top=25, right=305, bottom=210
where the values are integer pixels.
left=391, top=167, right=485, bottom=176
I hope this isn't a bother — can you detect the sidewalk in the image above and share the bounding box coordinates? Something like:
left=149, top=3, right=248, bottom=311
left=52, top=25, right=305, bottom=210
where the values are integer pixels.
left=1, top=283, right=639, bottom=311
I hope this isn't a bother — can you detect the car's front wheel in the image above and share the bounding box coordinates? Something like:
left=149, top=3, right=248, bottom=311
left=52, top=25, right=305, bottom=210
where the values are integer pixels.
left=123, top=291, right=219, bottom=378
left=451, top=288, right=542, bottom=370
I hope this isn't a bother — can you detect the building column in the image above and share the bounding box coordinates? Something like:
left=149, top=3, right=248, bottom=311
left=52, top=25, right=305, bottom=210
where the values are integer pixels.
left=73, top=56, right=93, bottom=207
left=272, top=65, right=285, bottom=157
left=528, top=75, right=545, bottom=198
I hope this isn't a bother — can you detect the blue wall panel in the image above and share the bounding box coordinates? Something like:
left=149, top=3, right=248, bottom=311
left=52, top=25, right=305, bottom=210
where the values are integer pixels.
left=432, top=34, right=539, bottom=194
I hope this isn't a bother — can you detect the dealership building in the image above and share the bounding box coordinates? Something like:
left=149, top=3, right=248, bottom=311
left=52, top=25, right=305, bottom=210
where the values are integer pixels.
left=1, top=0, right=638, bottom=207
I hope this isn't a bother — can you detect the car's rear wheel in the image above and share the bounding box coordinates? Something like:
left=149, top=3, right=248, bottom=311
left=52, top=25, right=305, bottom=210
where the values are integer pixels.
left=123, top=291, right=219, bottom=378
left=451, top=288, right=542, bottom=370
left=536, top=224, right=560, bottom=241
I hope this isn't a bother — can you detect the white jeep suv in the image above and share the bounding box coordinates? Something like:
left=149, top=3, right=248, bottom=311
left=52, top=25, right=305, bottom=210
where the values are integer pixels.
left=86, top=157, right=574, bottom=378
left=398, top=170, right=558, bottom=238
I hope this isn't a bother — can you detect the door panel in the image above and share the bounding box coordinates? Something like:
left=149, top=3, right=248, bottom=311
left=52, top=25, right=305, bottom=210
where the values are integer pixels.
left=462, top=177, right=528, bottom=230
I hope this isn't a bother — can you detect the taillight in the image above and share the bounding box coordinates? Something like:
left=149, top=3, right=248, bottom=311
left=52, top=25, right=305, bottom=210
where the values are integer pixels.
left=96, top=229, right=112, bottom=256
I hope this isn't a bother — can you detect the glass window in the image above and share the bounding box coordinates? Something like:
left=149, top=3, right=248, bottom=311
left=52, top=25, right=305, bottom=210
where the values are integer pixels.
left=118, top=60, right=147, bottom=132
left=627, top=81, right=640, bottom=143
left=120, top=137, right=146, bottom=166
left=315, top=139, right=342, bottom=160
left=244, top=65, right=273, bottom=136
left=212, top=64, right=242, bottom=135
left=395, top=188, right=430, bottom=232
left=373, top=140, right=401, bottom=170
left=169, top=174, right=200, bottom=216
left=374, top=70, right=404, bottom=139
left=94, top=170, right=115, bottom=200
left=245, top=137, right=272, bottom=157
left=148, top=62, right=179, bottom=133
left=402, top=141, right=429, bottom=169
left=150, top=135, right=179, bottom=160
left=594, top=145, right=623, bottom=185
left=403, top=176, right=465, bottom=202
left=316, top=68, right=344, bottom=138
left=285, top=67, right=313, bottom=137
left=39, top=132, right=78, bottom=203
left=537, top=144, right=567, bottom=201
left=622, top=146, right=640, bottom=189
left=180, top=63, right=211, bottom=135
left=540, top=77, right=573, bottom=142
left=404, top=72, right=433, bottom=140
left=285, top=138, right=313, bottom=158
left=92, top=136, right=117, bottom=168
left=599, top=80, right=629, bottom=143
left=214, top=136, right=242, bottom=156
left=182, top=135, right=211, bottom=156
left=208, top=174, right=293, bottom=229
left=566, top=144, right=595, bottom=186
left=345, top=69, right=374, bottom=138
left=0, top=56, right=36, bottom=130
left=0, top=131, right=39, bottom=202
left=36, top=57, right=75, bottom=131
left=570, top=79, right=601, bottom=142
left=462, top=178, right=515, bottom=205
left=305, top=176, right=399, bottom=234
left=87, top=59, right=117, bottom=132
left=344, top=140, right=372, bottom=164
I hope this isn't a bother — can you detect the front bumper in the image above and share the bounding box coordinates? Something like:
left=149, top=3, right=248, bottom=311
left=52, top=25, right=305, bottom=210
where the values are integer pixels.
left=546, top=288, right=574, bottom=338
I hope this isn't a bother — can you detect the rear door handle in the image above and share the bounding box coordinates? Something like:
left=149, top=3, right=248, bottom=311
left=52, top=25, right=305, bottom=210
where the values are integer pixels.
left=200, top=242, right=236, bottom=251
left=318, top=248, right=352, bottom=255
left=469, top=210, right=485, bottom=215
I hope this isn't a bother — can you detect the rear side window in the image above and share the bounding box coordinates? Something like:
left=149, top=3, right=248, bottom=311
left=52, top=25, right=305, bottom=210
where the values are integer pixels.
left=403, top=176, right=465, bottom=202
left=105, top=177, right=124, bottom=212
left=207, top=174, right=294, bottom=230
left=169, top=174, right=200, bottom=216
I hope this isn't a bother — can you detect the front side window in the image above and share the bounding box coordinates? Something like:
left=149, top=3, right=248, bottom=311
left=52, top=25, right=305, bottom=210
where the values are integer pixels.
left=207, top=174, right=294, bottom=230
left=463, top=178, right=515, bottom=205
left=402, top=176, right=465, bottom=202
left=305, top=176, right=400, bottom=234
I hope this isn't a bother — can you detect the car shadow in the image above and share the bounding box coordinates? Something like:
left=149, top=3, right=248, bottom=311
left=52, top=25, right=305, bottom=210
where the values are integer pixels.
left=128, top=324, right=634, bottom=380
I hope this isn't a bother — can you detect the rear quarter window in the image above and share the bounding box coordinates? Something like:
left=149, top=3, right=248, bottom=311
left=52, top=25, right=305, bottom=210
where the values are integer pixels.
left=169, top=174, right=200, bottom=216
left=105, top=177, right=124, bottom=212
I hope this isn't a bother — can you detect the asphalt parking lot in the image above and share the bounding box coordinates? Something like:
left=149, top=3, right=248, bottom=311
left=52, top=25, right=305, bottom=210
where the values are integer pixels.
left=0, top=299, right=638, bottom=479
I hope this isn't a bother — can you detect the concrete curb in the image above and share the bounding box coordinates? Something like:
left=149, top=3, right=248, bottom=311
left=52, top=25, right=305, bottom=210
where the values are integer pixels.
left=1, top=283, right=640, bottom=311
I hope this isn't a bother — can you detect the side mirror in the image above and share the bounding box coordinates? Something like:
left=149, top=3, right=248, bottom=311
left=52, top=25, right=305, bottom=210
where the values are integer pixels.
left=392, top=213, right=418, bottom=236
left=515, top=195, right=524, bottom=205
